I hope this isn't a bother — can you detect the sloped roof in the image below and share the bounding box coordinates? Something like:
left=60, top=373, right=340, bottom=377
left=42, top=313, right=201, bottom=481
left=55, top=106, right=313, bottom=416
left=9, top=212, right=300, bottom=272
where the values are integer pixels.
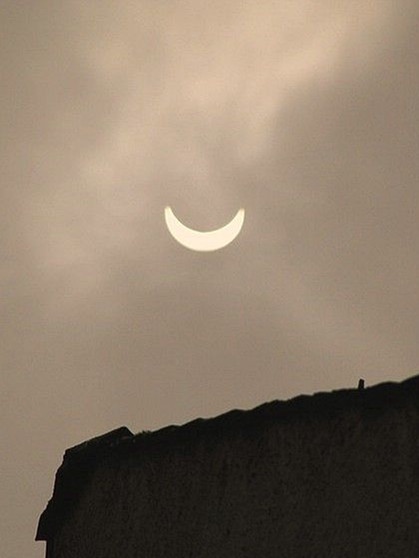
left=36, top=373, right=419, bottom=541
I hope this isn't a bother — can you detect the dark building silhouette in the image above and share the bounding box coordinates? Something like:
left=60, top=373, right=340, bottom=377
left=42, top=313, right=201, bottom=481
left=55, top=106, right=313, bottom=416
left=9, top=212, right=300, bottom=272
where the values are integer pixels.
left=36, top=375, right=419, bottom=557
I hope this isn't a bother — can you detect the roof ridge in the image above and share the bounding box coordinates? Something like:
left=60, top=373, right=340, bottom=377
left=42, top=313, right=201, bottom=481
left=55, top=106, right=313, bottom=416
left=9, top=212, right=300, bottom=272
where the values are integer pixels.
left=36, top=373, right=419, bottom=542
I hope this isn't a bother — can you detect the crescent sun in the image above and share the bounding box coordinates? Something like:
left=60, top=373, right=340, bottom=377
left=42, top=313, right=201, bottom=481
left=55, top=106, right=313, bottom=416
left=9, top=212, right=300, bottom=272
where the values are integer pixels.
left=164, top=206, right=245, bottom=252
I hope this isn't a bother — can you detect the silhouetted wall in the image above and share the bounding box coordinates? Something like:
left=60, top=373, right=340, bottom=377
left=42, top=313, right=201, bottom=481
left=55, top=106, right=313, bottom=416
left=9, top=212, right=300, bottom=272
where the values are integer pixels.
left=37, top=375, right=419, bottom=557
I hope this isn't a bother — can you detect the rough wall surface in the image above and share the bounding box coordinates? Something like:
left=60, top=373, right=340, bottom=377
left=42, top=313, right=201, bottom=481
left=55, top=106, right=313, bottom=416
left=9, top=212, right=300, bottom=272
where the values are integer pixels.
left=37, top=376, right=419, bottom=557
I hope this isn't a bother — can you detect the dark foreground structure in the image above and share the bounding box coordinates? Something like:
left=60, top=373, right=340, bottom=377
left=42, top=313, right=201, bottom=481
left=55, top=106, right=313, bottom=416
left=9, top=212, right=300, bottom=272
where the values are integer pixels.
left=37, top=375, right=419, bottom=557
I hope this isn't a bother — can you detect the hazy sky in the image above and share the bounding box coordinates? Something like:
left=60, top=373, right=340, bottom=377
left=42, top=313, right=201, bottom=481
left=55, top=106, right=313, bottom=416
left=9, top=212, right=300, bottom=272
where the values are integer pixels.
left=1, top=2, right=419, bottom=557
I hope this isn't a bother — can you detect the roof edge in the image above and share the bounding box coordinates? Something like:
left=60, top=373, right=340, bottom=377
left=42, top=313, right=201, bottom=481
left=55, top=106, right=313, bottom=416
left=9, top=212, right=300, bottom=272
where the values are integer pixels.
left=36, top=426, right=133, bottom=541
left=36, top=374, right=419, bottom=542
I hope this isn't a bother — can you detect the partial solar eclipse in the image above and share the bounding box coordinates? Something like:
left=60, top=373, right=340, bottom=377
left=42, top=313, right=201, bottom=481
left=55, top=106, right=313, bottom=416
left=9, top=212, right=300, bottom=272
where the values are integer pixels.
left=164, top=206, right=245, bottom=252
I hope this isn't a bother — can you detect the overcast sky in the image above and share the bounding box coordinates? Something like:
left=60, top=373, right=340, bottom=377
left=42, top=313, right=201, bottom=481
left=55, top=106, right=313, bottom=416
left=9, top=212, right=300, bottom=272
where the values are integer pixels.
left=1, top=2, right=419, bottom=557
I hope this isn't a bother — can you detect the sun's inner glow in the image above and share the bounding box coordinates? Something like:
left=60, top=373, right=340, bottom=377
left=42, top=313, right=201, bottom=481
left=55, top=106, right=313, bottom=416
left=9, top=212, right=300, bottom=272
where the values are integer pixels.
left=164, top=207, right=245, bottom=252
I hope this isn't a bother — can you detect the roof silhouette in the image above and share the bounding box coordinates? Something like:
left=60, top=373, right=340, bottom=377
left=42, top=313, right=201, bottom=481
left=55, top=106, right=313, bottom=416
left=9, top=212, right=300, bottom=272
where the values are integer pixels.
left=36, top=373, right=419, bottom=542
